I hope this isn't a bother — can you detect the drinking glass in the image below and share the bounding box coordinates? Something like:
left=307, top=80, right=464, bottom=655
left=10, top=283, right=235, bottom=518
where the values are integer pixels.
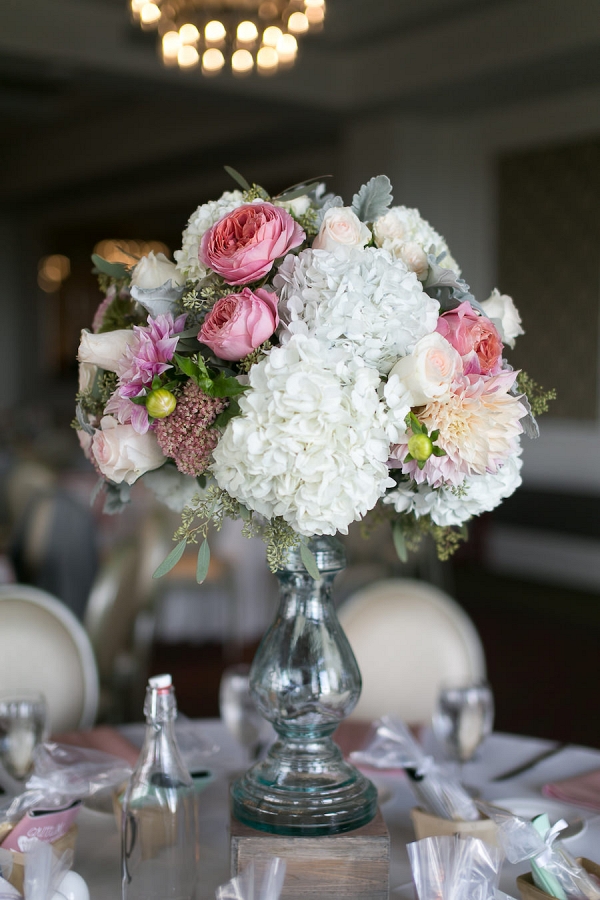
left=432, top=681, right=494, bottom=778
left=219, top=664, right=271, bottom=762
left=0, top=692, right=48, bottom=782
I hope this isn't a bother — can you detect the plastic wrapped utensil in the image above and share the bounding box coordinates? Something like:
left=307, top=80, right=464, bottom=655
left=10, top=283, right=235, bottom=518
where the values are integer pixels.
left=215, top=858, right=286, bottom=900
left=351, top=716, right=479, bottom=821
left=480, top=803, right=600, bottom=900
left=0, top=743, right=131, bottom=824
left=407, top=834, right=503, bottom=900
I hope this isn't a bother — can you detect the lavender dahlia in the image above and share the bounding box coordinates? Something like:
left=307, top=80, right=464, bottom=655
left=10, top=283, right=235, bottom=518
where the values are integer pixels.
left=155, top=381, right=227, bottom=477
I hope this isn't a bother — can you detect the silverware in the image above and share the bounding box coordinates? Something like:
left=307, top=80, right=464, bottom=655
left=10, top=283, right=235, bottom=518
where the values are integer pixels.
left=491, top=742, right=569, bottom=782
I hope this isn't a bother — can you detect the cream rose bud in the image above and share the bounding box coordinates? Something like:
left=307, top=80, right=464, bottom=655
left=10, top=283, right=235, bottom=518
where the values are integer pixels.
left=130, top=251, right=184, bottom=290
left=275, top=195, right=311, bottom=217
left=480, top=289, right=524, bottom=349
left=78, top=362, right=97, bottom=393
left=78, top=329, right=136, bottom=373
left=312, top=207, right=371, bottom=252
left=389, top=332, right=463, bottom=406
left=373, top=210, right=406, bottom=247
left=91, top=416, right=166, bottom=485
left=398, top=241, right=429, bottom=281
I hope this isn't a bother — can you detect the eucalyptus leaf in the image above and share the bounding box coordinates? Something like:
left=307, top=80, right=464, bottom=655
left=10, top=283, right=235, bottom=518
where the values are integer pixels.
left=316, top=195, right=343, bottom=228
left=224, top=165, right=251, bottom=191
left=177, top=326, right=203, bottom=340
left=91, top=254, right=130, bottom=278
left=274, top=175, right=331, bottom=199
left=392, top=522, right=408, bottom=564
left=300, top=543, right=320, bottom=580
left=196, top=539, right=211, bottom=584
left=351, top=175, right=393, bottom=223
left=275, top=182, right=321, bottom=202
left=153, top=539, right=187, bottom=579
left=238, top=504, right=251, bottom=522
left=130, top=282, right=184, bottom=318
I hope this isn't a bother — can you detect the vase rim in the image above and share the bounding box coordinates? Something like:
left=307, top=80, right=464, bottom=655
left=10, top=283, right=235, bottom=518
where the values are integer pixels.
left=281, top=535, right=346, bottom=574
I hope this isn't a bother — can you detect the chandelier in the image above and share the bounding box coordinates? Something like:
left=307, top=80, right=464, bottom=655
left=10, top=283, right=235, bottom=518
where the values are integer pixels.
left=130, top=0, right=325, bottom=76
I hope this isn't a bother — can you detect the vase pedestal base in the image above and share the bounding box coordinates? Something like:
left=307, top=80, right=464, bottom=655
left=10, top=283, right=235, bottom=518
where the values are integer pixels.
left=230, top=808, right=390, bottom=900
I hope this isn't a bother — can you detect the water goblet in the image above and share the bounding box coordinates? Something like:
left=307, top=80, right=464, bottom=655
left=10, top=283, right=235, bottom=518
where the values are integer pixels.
left=432, top=681, right=494, bottom=782
left=219, top=664, right=271, bottom=763
left=0, top=692, right=48, bottom=784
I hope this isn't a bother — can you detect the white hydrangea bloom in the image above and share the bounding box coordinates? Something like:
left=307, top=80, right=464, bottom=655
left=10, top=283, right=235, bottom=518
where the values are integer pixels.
left=274, top=247, right=439, bottom=375
left=211, top=335, right=395, bottom=536
left=174, top=190, right=244, bottom=282
left=373, top=206, right=461, bottom=277
left=383, top=449, right=522, bottom=527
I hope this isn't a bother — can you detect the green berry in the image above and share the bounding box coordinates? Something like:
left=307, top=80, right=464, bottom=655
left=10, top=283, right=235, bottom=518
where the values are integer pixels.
left=407, top=432, right=433, bottom=462
left=146, top=388, right=177, bottom=419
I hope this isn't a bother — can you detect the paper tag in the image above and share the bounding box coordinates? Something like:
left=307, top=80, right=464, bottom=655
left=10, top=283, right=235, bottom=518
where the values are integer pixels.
left=0, top=802, right=81, bottom=852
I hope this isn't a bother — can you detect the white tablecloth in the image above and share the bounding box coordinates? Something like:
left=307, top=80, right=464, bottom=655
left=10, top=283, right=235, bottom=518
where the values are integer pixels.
left=74, top=721, right=600, bottom=899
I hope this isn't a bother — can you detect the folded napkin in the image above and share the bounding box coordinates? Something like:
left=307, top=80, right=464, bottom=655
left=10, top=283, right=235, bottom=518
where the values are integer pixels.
left=543, top=768, right=600, bottom=811
left=51, top=727, right=140, bottom=767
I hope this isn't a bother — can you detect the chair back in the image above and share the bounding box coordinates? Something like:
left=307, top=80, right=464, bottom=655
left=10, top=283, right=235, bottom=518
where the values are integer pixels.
left=338, top=578, right=486, bottom=724
left=0, top=585, right=99, bottom=732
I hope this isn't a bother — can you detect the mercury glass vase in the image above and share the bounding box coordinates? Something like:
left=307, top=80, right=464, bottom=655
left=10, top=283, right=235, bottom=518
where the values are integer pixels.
left=231, top=535, right=377, bottom=835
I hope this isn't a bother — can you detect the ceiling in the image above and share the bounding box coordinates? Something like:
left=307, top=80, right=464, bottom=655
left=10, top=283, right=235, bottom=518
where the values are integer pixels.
left=0, top=0, right=599, bottom=226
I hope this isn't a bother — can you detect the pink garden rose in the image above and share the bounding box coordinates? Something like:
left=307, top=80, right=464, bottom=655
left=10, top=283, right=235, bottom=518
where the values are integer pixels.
left=436, top=301, right=503, bottom=375
left=199, top=288, right=279, bottom=361
left=200, top=203, right=305, bottom=286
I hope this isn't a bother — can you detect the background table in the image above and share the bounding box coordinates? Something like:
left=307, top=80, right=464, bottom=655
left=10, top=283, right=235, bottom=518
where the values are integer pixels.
left=73, top=721, right=600, bottom=899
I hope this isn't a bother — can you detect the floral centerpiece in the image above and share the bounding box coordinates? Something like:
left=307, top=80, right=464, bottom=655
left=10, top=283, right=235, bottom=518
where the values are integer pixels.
left=75, top=169, right=553, bottom=580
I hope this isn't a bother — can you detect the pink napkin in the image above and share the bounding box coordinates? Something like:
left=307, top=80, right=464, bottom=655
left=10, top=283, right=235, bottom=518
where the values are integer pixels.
left=543, top=768, right=600, bottom=811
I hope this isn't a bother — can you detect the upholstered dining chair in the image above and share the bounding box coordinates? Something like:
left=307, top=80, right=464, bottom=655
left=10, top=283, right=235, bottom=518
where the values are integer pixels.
left=338, top=578, right=486, bottom=725
left=0, top=584, right=99, bottom=733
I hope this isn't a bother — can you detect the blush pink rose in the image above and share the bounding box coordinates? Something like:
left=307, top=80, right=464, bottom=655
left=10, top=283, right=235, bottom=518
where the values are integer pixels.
left=199, top=203, right=305, bottom=286
left=436, top=300, right=503, bottom=375
left=199, top=288, right=279, bottom=361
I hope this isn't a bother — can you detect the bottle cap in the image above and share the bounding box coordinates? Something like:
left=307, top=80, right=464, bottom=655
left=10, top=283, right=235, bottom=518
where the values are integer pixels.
left=149, top=674, right=172, bottom=690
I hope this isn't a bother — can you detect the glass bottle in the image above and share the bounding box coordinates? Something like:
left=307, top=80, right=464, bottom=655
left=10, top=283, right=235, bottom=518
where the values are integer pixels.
left=122, top=674, right=197, bottom=900
left=231, top=535, right=377, bottom=835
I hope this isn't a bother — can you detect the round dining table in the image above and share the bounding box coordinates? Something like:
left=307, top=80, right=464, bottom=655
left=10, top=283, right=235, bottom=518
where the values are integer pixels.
left=73, top=720, right=600, bottom=899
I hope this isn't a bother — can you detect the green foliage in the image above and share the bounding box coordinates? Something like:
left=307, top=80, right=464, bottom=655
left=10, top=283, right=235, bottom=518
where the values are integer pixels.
left=92, top=254, right=129, bottom=278
left=263, top=518, right=301, bottom=573
left=75, top=371, right=118, bottom=420
left=391, top=512, right=469, bottom=563
left=243, top=184, right=270, bottom=202
left=517, top=371, right=557, bottom=417
left=97, top=294, right=141, bottom=332
left=173, top=353, right=247, bottom=401
left=224, top=165, right=252, bottom=191
left=294, top=206, right=319, bottom=238
left=238, top=341, right=272, bottom=374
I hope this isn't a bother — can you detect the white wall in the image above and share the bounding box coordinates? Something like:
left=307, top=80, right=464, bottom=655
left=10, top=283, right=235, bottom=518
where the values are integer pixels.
left=340, top=86, right=600, bottom=494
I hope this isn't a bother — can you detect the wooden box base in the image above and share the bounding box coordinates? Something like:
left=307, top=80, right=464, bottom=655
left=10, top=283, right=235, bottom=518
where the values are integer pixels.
left=230, top=810, right=390, bottom=900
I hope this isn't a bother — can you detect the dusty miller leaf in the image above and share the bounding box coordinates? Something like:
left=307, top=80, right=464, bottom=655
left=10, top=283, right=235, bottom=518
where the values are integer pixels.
left=351, top=175, right=393, bottom=223
left=103, top=481, right=131, bottom=515
left=316, top=195, right=343, bottom=228
left=76, top=403, right=94, bottom=436
left=130, top=282, right=183, bottom=318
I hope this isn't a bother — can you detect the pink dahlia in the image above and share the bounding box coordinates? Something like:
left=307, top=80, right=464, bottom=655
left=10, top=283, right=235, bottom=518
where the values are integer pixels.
left=390, top=370, right=526, bottom=486
left=118, top=313, right=187, bottom=395
left=155, top=381, right=227, bottom=476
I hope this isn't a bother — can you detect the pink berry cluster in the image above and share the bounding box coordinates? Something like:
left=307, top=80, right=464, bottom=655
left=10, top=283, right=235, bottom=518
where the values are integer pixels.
left=155, top=381, right=227, bottom=476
